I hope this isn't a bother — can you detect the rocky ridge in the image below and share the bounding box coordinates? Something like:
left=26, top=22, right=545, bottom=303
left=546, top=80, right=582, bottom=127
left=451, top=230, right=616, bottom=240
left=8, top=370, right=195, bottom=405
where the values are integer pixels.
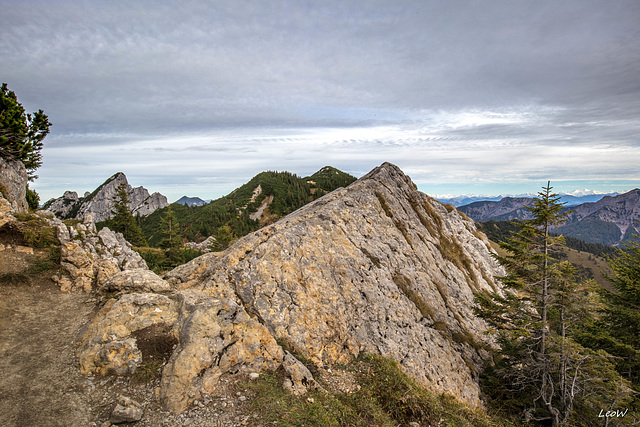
left=77, top=162, right=504, bottom=414
left=43, top=172, right=168, bottom=222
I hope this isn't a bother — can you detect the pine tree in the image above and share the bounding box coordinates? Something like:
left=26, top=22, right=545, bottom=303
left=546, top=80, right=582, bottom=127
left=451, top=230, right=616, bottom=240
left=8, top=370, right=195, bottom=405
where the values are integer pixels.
left=476, top=183, right=633, bottom=425
left=159, top=204, right=183, bottom=263
left=1, top=83, right=51, bottom=179
left=109, top=183, right=147, bottom=246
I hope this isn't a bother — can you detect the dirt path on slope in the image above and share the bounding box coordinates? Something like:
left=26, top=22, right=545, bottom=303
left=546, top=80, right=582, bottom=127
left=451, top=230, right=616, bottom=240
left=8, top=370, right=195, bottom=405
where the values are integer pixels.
left=0, top=250, right=99, bottom=426
left=0, top=249, right=271, bottom=427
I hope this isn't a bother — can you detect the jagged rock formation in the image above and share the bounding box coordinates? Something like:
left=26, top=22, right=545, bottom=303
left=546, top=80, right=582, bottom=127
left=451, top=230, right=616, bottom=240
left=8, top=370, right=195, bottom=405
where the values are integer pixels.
left=43, top=172, right=168, bottom=222
left=0, top=156, right=28, bottom=213
left=183, top=236, right=217, bottom=252
left=47, top=214, right=149, bottom=292
left=77, top=162, right=504, bottom=413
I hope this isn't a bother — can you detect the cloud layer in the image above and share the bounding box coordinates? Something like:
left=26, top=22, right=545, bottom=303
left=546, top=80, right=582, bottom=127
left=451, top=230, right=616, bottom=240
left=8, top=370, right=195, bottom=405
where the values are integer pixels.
left=1, top=0, right=639, bottom=201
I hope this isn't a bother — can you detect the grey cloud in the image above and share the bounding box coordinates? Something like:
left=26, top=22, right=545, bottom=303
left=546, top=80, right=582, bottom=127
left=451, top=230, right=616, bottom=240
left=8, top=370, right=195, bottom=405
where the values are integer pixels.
left=2, top=0, right=639, bottom=200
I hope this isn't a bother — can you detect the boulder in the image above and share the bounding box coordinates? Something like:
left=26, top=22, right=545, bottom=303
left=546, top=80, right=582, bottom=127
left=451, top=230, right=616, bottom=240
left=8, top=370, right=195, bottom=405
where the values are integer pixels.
left=77, top=293, right=179, bottom=375
left=163, top=252, right=222, bottom=290
left=159, top=290, right=284, bottom=413
left=110, top=396, right=144, bottom=424
left=191, top=162, right=504, bottom=407
left=282, top=351, right=317, bottom=395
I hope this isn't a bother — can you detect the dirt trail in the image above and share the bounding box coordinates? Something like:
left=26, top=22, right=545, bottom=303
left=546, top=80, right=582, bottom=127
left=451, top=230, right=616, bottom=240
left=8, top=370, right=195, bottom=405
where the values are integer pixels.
left=0, top=249, right=266, bottom=426
left=0, top=254, right=99, bottom=426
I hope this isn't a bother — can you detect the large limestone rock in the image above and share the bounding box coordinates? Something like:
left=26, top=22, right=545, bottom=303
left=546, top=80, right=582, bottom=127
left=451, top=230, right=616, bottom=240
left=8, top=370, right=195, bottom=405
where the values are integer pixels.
left=77, top=289, right=285, bottom=413
left=77, top=293, right=179, bottom=375
left=0, top=156, right=28, bottom=213
left=43, top=172, right=168, bottom=221
left=99, top=269, right=171, bottom=295
left=76, top=162, right=505, bottom=413
left=189, top=162, right=504, bottom=407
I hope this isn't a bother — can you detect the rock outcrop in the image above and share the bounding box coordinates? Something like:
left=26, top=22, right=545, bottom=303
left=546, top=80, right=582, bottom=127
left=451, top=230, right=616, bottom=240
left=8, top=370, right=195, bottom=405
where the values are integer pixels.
left=76, top=162, right=505, bottom=413
left=47, top=214, right=149, bottom=292
left=183, top=236, right=217, bottom=253
left=0, top=193, right=16, bottom=227
left=190, top=162, right=503, bottom=407
left=43, top=172, right=168, bottom=222
left=0, top=156, right=28, bottom=214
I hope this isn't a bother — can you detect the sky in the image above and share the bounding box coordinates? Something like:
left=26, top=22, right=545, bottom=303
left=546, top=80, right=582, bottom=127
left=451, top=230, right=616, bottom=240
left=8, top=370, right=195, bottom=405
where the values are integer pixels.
left=2, top=0, right=639, bottom=203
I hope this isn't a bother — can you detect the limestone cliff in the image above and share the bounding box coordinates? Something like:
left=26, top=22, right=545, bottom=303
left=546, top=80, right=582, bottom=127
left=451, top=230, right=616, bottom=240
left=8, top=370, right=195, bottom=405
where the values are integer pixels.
left=43, top=172, right=168, bottom=222
left=78, top=162, right=504, bottom=413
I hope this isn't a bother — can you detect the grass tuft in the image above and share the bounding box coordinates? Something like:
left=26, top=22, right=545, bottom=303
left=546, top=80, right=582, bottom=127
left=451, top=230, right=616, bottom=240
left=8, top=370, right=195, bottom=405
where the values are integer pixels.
left=243, top=353, right=516, bottom=426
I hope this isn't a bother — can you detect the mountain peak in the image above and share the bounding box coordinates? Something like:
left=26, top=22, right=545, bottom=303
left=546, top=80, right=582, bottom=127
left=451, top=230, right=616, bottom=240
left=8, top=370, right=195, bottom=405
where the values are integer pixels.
left=43, top=173, right=168, bottom=221
left=175, top=196, right=207, bottom=207
left=361, top=162, right=418, bottom=191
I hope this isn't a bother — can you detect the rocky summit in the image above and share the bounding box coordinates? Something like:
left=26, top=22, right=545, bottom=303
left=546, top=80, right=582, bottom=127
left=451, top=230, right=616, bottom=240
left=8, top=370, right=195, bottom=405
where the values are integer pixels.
left=43, top=172, right=168, bottom=222
left=78, top=162, right=504, bottom=413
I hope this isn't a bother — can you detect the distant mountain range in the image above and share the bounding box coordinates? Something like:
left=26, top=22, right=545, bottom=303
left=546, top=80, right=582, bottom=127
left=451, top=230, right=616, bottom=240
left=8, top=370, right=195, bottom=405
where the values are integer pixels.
left=458, top=189, right=640, bottom=246
left=437, top=192, right=619, bottom=207
left=174, top=196, right=208, bottom=207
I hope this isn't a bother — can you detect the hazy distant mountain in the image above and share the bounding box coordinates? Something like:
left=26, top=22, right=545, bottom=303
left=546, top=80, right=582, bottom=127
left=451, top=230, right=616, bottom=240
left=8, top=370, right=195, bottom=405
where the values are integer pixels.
left=559, top=192, right=619, bottom=206
left=437, top=191, right=617, bottom=207
left=457, top=197, right=537, bottom=222
left=435, top=196, right=505, bottom=207
left=175, top=196, right=207, bottom=207
left=458, top=189, right=640, bottom=246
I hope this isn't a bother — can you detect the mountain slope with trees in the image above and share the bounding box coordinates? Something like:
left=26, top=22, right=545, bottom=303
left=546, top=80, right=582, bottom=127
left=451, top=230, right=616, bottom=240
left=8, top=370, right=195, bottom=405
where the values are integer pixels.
left=475, top=183, right=635, bottom=425
left=459, top=189, right=640, bottom=246
left=140, top=167, right=357, bottom=247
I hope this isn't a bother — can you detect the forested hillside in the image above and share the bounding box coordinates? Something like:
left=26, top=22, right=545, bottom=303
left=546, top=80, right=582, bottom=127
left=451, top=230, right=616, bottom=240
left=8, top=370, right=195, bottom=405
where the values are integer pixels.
left=140, top=167, right=356, bottom=247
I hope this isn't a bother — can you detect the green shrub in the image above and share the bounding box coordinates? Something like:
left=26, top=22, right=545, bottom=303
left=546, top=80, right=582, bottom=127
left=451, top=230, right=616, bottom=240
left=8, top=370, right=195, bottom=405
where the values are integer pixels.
left=25, top=185, right=39, bottom=210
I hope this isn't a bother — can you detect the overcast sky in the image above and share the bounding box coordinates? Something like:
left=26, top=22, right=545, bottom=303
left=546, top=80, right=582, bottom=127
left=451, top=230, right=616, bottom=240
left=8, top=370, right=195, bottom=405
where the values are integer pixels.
left=2, top=0, right=639, bottom=202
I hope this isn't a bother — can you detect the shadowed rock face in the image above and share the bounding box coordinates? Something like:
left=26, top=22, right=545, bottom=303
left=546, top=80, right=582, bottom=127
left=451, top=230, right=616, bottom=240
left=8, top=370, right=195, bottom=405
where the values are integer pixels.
left=0, top=157, right=28, bottom=213
left=77, top=162, right=505, bottom=412
left=188, top=162, right=504, bottom=406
